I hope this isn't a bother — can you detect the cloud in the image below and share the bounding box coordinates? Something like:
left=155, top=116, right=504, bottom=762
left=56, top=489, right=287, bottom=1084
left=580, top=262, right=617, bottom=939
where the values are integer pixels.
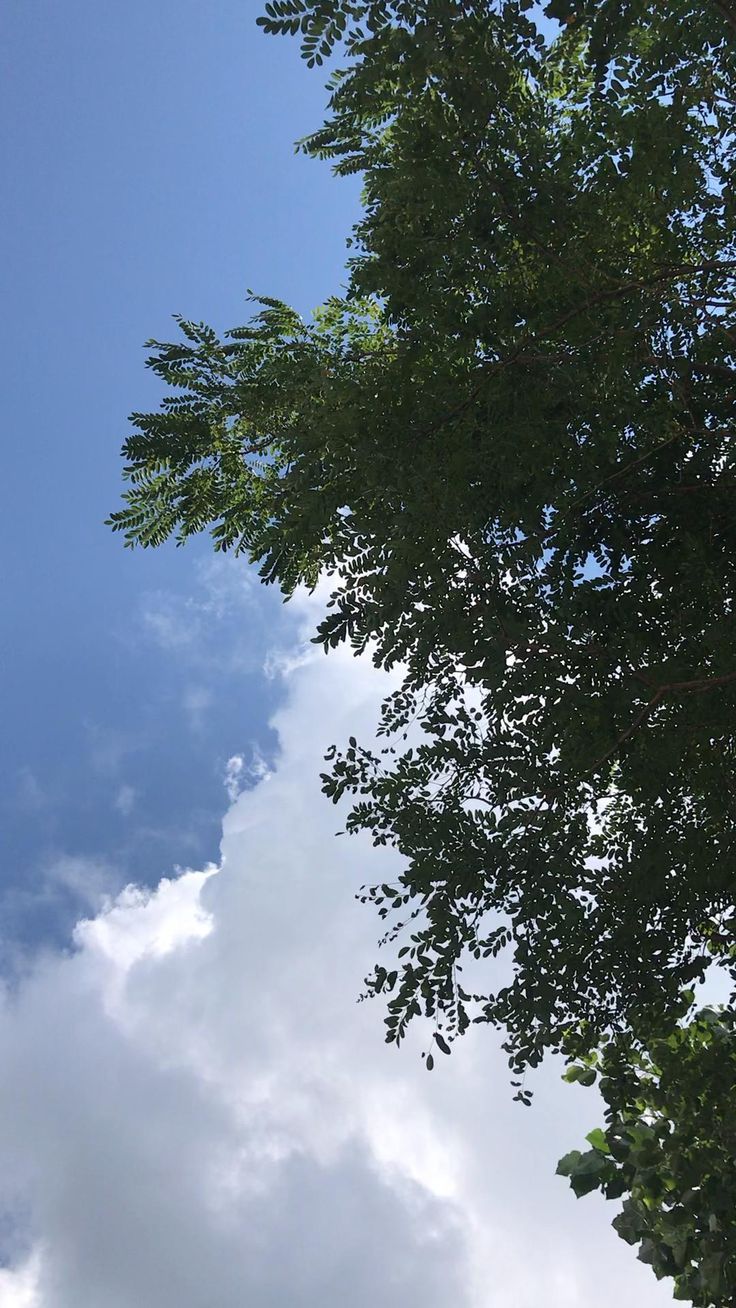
left=182, top=685, right=213, bottom=731
left=140, top=556, right=254, bottom=651
left=0, top=598, right=671, bottom=1308
left=0, top=1254, right=40, bottom=1308
left=44, top=854, right=119, bottom=912
left=14, top=770, right=46, bottom=813
left=113, top=784, right=137, bottom=817
left=85, top=721, right=138, bottom=778
left=223, top=750, right=271, bottom=802
left=139, top=555, right=270, bottom=673
left=223, top=753, right=246, bottom=801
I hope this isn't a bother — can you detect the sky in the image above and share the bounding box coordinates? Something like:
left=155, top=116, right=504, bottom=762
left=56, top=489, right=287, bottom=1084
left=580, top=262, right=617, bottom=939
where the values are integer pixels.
left=0, top=2, right=672, bottom=1304
left=1, top=0, right=360, bottom=951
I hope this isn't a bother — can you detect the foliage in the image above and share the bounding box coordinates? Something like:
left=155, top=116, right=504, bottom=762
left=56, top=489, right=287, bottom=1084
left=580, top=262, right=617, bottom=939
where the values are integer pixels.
left=557, top=1004, right=736, bottom=1305
left=110, top=0, right=736, bottom=1081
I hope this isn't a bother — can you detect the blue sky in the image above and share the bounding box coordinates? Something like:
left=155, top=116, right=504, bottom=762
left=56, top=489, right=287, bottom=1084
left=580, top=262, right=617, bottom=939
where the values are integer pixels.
left=1, top=0, right=359, bottom=951
left=0, top=6, right=670, bottom=1305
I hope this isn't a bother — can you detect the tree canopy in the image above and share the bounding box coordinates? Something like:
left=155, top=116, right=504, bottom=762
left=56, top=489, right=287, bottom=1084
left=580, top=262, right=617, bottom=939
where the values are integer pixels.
left=110, top=0, right=736, bottom=1088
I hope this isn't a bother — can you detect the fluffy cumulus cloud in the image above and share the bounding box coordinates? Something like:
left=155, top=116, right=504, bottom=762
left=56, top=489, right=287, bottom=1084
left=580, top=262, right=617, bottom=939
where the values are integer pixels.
left=0, top=596, right=670, bottom=1308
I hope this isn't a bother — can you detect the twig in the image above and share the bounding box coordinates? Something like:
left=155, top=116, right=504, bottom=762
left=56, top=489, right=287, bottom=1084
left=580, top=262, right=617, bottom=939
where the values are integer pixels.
left=587, top=668, right=736, bottom=777
left=712, top=0, right=736, bottom=37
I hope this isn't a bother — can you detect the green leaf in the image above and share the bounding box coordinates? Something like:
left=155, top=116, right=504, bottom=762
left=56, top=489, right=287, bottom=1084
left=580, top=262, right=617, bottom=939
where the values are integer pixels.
left=556, top=1149, right=583, bottom=1177
left=585, top=1128, right=610, bottom=1155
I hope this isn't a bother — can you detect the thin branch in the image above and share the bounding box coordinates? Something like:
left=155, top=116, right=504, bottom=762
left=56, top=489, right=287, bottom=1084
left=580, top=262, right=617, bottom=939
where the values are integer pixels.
left=586, top=692, right=664, bottom=777
left=587, top=668, right=736, bottom=777
left=712, top=0, right=736, bottom=37
left=634, top=668, right=736, bottom=696
left=418, top=261, right=733, bottom=450
left=621, top=481, right=736, bottom=498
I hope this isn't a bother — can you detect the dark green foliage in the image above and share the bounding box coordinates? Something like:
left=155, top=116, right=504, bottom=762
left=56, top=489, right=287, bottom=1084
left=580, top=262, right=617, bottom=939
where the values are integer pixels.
left=110, top=0, right=736, bottom=1085
left=558, top=1004, right=736, bottom=1305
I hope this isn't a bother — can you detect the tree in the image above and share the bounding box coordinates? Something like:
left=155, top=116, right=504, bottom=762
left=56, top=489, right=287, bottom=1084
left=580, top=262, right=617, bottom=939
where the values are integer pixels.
left=110, top=0, right=736, bottom=1085
left=557, top=1003, right=736, bottom=1305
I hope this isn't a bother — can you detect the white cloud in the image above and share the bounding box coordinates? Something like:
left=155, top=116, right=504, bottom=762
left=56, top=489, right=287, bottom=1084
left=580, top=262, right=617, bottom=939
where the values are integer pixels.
left=113, top=784, right=137, bottom=817
left=0, top=1253, right=40, bottom=1308
left=14, top=770, right=46, bottom=813
left=139, top=555, right=271, bottom=673
left=223, top=753, right=246, bottom=801
left=182, top=685, right=213, bottom=731
left=85, top=721, right=137, bottom=778
left=223, top=749, right=271, bottom=803
left=44, top=855, right=119, bottom=911
left=0, top=600, right=671, bottom=1308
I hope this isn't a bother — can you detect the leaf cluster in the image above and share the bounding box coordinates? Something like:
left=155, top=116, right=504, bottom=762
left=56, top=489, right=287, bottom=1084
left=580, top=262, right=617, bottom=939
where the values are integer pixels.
left=558, top=1004, right=736, bottom=1305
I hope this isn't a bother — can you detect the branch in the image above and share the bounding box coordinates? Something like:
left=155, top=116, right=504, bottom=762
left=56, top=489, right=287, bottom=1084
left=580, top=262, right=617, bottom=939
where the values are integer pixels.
left=587, top=668, right=736, bottom=776
left=417, top=261, right=732, bottom=448
left=712, top=0, right=736, bottom=37
left=587, top=691, right=664, bottom=776
left=621, top=480, right=736, bottom=499
left=634, top=668, right=736, bottom=696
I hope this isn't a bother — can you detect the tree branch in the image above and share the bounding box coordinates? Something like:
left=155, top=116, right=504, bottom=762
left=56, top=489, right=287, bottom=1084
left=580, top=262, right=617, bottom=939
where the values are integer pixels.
left=712, top=0, right=736, bottom=37
left=586, top=669, right=736, bottom=777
